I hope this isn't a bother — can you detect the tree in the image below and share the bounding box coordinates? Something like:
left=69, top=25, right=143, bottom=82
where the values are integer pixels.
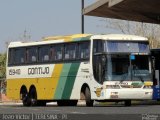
left=100, top=18, right=160, bottom=48
left=0, top=53, right=6, bottom=79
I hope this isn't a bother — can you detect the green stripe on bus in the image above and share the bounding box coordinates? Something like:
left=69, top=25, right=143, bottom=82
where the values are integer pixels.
left=61, top=62, right=80, bottom=99
left=54, top=63, right=72, bottom=99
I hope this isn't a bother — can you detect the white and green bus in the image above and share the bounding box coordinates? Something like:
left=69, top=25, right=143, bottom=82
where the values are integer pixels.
left=6, top=34, right=153, bottom=106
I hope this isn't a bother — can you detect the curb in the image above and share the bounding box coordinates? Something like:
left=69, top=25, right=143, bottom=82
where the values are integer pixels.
left=0, top=101, right=87, bottom=106
left=0, top=102, right=23, bottom=105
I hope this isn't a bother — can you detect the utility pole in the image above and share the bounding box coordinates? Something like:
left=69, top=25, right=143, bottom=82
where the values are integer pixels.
left=22, top=29, right=31, bottom=42
left=81, top=0, right=84, bottom=34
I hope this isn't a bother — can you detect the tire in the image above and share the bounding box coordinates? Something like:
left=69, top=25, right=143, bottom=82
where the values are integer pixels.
left=124, top=100, right=131, bottom=106
left=85, top=87, right=93, bottom=107
left=22, top=93, right=31, bottom=107
left=29, top=88, right=38, bottom=106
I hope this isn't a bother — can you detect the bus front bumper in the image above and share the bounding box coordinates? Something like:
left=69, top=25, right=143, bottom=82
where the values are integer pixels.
left=103, top=89, right=153, bottom=100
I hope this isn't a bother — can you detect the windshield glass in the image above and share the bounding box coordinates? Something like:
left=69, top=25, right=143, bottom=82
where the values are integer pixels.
left=104, top=54, right=151, bottom=81
left=131, top=55, right=151, bottom=81
left=106, top=41, right=149, bottom=53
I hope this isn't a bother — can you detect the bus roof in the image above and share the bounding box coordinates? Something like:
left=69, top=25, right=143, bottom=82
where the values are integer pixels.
left=44, top=34, right=148, bottom=41
left=91, top=34, right=148, bottom=41
left=8, top=34, right=92, bottom=48
left=43, top=34, right=92, bottom=41
left=8, top=34, right=148, bottom=48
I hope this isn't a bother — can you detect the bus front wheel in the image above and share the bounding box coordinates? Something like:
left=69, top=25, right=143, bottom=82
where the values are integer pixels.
left=85, top=87, right=93, bottom=107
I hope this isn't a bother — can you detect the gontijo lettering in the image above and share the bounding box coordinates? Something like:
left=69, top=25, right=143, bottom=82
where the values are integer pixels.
left=28, top=67, right=49, bottom=75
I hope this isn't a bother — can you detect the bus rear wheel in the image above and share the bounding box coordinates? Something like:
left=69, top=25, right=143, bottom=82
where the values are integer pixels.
left=22, top=93, right=31, bottom=106
left=85, top=87, right=93, bottom=107
left=29, top=87, right=38, bottom=106
left=20, top=87, right=30, bottom=107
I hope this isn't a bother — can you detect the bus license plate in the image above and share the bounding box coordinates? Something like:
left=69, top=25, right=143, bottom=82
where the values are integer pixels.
left=110, top=95, right=118, bottom=99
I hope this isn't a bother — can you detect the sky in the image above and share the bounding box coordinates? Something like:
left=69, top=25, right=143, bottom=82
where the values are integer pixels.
left=0, top=0, right=120, bottom=53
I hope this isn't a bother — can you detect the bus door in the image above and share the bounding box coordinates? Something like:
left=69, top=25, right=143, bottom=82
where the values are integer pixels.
left=151, top=49, right=160, bottom=100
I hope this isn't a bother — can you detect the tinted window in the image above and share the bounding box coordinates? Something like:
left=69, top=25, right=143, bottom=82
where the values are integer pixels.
left=79, top=42, right=90, bottom=59
left=107, top=41, right=149, bottom=53
left=93, top=55, right=103, bottom=83
left=39, top=46, right=50, bottom=62
left=8, top=49, right=15, bottom=65
left=51, top=45, right=63, bottom=61
left=64, top=44, right=76, bottom=60
left=14, top=48, right=25, bottom=64
left=93, top=40, right=104, bottom=53
left=27, top=47, right=38, bottom=63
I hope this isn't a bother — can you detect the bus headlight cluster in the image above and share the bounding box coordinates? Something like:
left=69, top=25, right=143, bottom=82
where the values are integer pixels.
left=143, top=85, right=152, bottom=89
left=106, top=85, right=120, bottom=89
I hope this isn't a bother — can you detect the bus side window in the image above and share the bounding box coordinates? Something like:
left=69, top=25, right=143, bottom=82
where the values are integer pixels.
left=8, top=49, right=15, bottom=65
left=50, top=46, right=55, bottom=61
left=14, top=48, right=25, bottom=64
left=56, top=45, right=63, bottom=61
left=64, top=43, right=76, bottom=60
left=79, top=42, right=90, bottom=59
left=93, top=40, right=104, bottom=84
left=51, top=44, right=63, bottom=61
left=39, top=46, right=50, bottom=62
left=93, top=40, right=104, bottom=53
left=27, top=47, right=38, bottom=63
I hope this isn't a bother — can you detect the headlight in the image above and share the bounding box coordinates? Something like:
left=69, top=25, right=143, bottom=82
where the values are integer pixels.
left=106, top=85, right=120, bottom=89
left=143, top=85, right=152, bottom=89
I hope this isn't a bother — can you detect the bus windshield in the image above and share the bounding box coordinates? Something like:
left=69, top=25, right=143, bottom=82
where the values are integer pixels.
left=106, top=41, right=149, bottom=53
left=104, top=54, right=151, bottom=81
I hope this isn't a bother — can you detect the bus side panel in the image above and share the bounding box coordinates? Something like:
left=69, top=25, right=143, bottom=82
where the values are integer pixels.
left=70, top=62, right=91, bottom=99
left=53, top=63, right=72, bottom=99
left=29, top=64, right=63, bottom=100
left=7, top=62, right=98, bottom=101
left=53, top=62, right=80, bottom=100
left=7, top=78, right=36, bottom=100
left=6, top=64, right=63, bottom=100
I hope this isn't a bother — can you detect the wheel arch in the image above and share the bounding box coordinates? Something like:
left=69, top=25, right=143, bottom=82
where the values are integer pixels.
left=20, top=85, right=28, bottom=100
left=29, top=85, right=36, bottom=94
left=28, top=84, right=38, bottom=100
left=20, top=85, right=28, bottom=94
left=80, top=83, right=90, bottom=99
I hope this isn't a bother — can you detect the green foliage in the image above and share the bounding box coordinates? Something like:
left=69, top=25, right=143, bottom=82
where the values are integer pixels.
left=0, top=53, right=6, bottom=78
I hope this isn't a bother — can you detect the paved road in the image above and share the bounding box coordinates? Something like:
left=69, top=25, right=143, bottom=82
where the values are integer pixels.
left=0, top=101, right=160, bottom=120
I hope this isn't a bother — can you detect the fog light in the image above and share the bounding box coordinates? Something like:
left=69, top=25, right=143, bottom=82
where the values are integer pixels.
left=145, top=92, right=152, bottom=95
